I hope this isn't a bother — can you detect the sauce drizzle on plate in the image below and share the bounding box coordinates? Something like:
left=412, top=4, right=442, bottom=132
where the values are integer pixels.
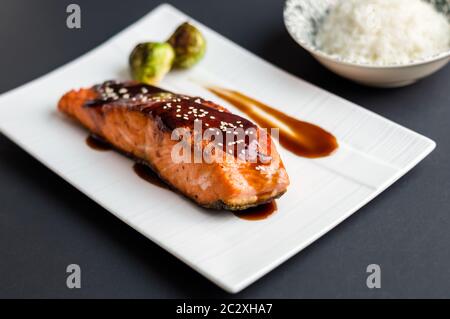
left=206, top=86, right=338, bottom=158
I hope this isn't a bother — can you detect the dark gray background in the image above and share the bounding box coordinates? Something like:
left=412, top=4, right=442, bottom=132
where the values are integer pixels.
left=0, top=0, right=449, bottom=298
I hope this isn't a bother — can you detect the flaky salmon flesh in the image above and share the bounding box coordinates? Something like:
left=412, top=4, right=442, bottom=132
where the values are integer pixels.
left=58, top=81, right=289, bottom=210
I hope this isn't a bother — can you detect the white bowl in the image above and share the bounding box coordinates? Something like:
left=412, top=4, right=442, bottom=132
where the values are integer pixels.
left=284, top=0, right=450, bottom=88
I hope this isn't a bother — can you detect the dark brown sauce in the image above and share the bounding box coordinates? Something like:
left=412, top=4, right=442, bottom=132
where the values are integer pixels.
left=84, top=81, right=167, bottom=107
left=84, top=81, right=261, bottom=158
left=207, top=87, right=338, bottom=158
left=86, top=134, right=112, bottom=151
left=133, top=162, right=168, bottom=189
left=234, top=201, right=277, bottom=220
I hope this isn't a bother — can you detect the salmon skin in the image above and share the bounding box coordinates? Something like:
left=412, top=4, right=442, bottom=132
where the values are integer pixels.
left=58, top=81, right=289, bottom=210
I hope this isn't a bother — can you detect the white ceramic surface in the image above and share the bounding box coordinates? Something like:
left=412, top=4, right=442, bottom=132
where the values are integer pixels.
left=0, top=4, right=436, bottom=293
left=284, top=0, right=450, bottom=87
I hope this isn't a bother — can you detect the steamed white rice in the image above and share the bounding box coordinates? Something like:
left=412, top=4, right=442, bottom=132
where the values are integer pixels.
left=315, top=0, right=450, bottom=65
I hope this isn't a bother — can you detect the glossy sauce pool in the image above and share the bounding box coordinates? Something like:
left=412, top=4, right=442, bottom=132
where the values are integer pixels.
left=132, top=162, right=168, bottom=189
left=233, top=201, right=277, bottom=221
left=86, top=134, right=112, bottom=151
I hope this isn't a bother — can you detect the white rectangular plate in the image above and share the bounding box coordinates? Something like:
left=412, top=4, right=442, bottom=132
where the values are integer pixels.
left=0, top=4, right=435, bottom=293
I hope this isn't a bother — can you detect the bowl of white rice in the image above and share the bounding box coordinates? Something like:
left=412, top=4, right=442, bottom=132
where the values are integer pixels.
left=284, top=0, right=450, bottom=87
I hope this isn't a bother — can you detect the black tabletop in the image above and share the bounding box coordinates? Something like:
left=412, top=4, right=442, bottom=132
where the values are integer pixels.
left=1, top=0, right=449, bottom=298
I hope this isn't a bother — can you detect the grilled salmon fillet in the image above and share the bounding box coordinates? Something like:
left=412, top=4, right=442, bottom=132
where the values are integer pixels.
left=58, top=81, right=289, bottom=210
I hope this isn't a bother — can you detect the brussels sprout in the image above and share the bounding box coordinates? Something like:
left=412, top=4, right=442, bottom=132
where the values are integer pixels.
left=168, top=22, right=206, bottom=69
left=129, top=42, right=175, bottom=84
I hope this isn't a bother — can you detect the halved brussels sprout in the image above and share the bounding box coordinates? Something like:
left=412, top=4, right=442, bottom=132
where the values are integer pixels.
left=168, top=22, right=206, bottom=69
left=129, top=42, right=175, bottom=84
